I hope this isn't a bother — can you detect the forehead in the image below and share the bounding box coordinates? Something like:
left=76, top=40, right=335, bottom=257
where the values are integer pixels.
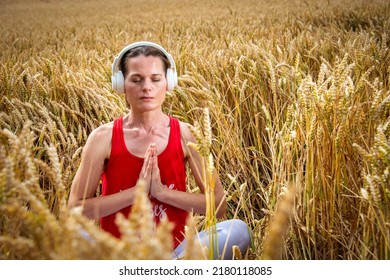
left=126, top=55, right=165, bottom=73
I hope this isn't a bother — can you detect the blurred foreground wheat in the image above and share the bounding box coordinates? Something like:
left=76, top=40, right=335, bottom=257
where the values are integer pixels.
left=0, top=126, right=204, bottom=259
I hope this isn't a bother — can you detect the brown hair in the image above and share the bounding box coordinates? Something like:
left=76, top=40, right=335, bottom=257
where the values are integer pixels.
left=119, top=46, right=170, bottom=77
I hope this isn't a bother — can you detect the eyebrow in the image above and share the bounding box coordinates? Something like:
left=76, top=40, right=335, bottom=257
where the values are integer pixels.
left=129, top=73, right=163, bottom=77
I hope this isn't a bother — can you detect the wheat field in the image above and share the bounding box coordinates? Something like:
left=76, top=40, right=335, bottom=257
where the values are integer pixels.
left=0, top=0, right=389, bottom=260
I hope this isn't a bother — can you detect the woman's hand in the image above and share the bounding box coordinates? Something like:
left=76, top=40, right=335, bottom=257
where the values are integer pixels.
left=138, top=143, right=156, bottom=194
left=148, top=145, right=168, bottom=200
left=138, top=143, right=167, bottom=200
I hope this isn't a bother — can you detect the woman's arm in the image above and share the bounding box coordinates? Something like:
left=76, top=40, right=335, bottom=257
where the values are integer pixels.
left=67, top=124, right=151, bottom=219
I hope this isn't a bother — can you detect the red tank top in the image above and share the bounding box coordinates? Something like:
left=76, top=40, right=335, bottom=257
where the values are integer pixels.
left=100, top=116, right=188, bottom=248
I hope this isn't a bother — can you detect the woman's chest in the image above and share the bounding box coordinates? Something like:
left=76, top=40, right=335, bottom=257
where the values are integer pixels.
left=122, top=129, right=170, bottom=158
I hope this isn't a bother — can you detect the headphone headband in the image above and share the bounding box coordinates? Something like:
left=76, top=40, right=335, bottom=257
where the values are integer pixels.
left=111, top=41, right=177, bottom=93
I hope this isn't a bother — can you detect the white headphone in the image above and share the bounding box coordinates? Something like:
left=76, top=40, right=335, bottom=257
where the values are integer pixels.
left=111, top=41, right=178, bottom=93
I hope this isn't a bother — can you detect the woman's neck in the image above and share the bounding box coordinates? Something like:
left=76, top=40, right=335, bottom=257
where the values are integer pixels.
left=124, top=110, right=169, bottom=132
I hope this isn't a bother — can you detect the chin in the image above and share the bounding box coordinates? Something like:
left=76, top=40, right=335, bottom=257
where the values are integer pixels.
left=137, top=105, right=161, bottom=112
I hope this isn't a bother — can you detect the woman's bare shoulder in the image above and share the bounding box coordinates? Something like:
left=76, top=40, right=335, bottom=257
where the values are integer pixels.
left=82, top=120, right=115, bottom=159
left=179, top=120, right=198, bottom=158
left=89, top=121, right=114, bottom=140
left=178, top=120, right=195, bottom=142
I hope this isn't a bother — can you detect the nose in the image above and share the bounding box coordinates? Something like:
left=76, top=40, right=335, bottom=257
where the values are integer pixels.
left=142, top=78, right=152, bottom=92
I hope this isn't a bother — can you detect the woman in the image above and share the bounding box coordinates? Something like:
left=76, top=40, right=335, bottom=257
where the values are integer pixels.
left=68, top=41, right=250, bottom=259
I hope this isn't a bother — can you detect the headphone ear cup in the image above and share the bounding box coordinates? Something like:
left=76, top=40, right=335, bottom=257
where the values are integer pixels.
left=173, top=69, right=178, bottom=88
left=112, top=71, right=125, bottom=94
left=166, top=68, right=178, bottom=91
left=166, top=68, right=174, bottom=91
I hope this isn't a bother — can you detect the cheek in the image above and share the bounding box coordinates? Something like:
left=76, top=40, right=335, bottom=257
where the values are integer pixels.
left=124, top=80, right=136, bottom=88
left=159, top=79, right=168, bottom=90
left=124, top=82, right=142, bottom=95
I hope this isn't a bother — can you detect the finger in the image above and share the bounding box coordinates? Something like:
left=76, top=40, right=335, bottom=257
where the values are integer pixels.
left=149, top=143, right=156, bottom=154
left=140, top=153, right=150, bottom=177
left=141, top=144, right=157, bottom=178
left=147, top=154, right=154, bottom=177
left=152, top=153, right=160, bottom=179
left=141, top=146, right=155, bottom=177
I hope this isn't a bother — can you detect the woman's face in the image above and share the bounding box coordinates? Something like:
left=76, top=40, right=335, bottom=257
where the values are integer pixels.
left=123, top=55, right=167, bottom=112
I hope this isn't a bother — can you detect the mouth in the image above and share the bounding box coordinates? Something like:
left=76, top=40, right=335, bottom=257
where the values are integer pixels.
left=140, top=96, right=154, bottom=100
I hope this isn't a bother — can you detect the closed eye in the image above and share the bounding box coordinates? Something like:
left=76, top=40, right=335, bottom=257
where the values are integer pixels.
left=128, top=74, right=163, bottom=83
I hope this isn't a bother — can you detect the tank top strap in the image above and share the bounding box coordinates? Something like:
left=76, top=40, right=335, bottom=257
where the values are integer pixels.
left=166, top=116, right=184, bottom=160
left=110, top=116, right=124, bottom=158
left=169, top=116, right=180, bottom=144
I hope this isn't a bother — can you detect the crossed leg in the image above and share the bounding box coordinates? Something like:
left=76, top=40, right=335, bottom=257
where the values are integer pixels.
left=173, top=219, right=251, bottom=260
